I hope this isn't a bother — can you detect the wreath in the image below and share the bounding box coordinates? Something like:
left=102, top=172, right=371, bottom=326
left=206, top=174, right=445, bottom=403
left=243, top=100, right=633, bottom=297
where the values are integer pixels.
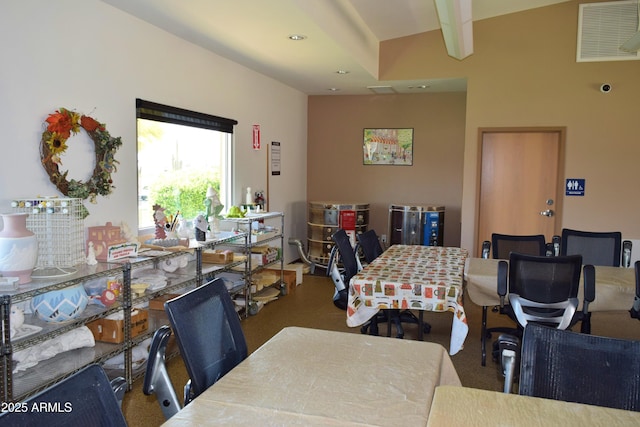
left=40, top=108, right=122, bottom=206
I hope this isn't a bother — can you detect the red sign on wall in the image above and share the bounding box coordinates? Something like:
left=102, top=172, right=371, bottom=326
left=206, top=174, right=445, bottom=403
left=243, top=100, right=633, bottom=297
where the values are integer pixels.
left=339, top=210, right=356, bottom=230
left=252, top=125, right=261, bottom=150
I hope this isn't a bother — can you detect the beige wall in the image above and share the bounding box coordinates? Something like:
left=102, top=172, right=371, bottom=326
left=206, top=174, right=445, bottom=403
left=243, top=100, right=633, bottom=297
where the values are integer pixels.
left=0, top=1, right=308, bottom=263
left=307, top=93, right=466, bottom=246
left=375, top=1, right=640, bottom=255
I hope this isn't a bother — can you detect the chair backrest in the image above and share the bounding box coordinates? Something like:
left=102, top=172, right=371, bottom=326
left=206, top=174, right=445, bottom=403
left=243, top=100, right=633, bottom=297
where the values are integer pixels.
left=165, top=278, right=247, bottom=399
left=0, top=364, right=127, bottom=426
left=505, top=252, right=583, bottom=329
left=356, top=229, right=384, bottom=264
left=491, top=233, right=546, bottom=259
left=520, top=323, right=640, bottom=411
left=560, top=228, right=622, bottom=266
left=331, top=229, right=360, bottom=283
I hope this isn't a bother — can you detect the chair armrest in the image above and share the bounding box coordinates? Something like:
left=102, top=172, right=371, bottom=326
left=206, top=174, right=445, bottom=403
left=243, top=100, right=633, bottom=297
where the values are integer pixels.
left=552, top=235, right=561, bottom=256
left=110, top=376, right=127, bottom=409
left=143, top=325, right=181, bottom=420
left=623, top=240, right=632, bottom=268
left=582, top=264, right=596, bottom=309
left=482, top=241, right=491, bottom=259
left=497, top=260, right=508, bottom=306
left=326, top=246, right=339, bottom=276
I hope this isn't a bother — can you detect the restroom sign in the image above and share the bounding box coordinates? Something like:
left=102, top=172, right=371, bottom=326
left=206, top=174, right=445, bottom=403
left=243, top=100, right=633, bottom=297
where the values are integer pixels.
left=566, top=178, right=585, bottom=196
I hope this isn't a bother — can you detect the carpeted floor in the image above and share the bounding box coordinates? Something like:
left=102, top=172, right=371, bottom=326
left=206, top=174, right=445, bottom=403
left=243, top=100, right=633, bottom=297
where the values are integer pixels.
left=122, top=273, right=640, bottom=426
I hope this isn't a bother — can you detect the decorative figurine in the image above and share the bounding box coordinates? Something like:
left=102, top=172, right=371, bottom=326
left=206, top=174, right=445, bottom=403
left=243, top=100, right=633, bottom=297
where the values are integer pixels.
left=205, top=186, right=224, bottom=236
left=153, top=204, right=167, bottom=239
left=86, top=241, right=98, bottom=265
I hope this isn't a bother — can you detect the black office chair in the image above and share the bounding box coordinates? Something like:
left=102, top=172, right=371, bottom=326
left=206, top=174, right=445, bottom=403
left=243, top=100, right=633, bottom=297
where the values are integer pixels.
left=143, top=278, right=247, bottom=420
left=495, top=252, right=595, bottom=392
left=631, top=260, right=640, bottom=320
left=356, top=229, right=384, bottom=263
left=327, top=229, right=362, bottom=310
left=519, top=323, right=640, bottom=411
left=479, top=233, right=547, bottom=366
left=355, top=229, right=431, bottom=338
left=0, top=364, right=127, bottom=426
left=560, top=228, right=629, bottom=267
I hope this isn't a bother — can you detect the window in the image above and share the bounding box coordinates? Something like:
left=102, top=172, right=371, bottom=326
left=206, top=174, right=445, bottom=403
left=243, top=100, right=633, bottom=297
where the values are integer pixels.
left=136, top=99, right=237, bottom=232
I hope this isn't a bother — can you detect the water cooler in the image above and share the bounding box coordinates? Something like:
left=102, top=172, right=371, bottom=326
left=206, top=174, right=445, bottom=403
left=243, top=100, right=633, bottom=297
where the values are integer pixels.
left=388, top=204, right=445, bottom=246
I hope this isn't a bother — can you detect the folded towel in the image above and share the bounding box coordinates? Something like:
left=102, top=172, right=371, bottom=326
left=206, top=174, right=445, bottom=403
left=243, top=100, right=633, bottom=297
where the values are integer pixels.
left=13, top=326, right=95, bottom=373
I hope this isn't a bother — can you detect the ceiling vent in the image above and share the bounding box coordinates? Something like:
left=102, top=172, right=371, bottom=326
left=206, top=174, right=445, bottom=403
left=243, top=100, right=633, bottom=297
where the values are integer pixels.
left=577, top=0, right=640, bottom=62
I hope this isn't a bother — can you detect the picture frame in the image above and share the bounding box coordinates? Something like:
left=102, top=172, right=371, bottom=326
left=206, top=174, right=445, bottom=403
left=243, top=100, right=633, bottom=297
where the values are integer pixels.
left=363, top=128, right=413, bottom=165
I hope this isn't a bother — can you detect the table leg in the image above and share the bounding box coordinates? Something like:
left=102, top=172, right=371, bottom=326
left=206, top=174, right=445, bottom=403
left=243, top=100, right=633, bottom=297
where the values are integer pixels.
left=419, top=311, right=424, bottom=341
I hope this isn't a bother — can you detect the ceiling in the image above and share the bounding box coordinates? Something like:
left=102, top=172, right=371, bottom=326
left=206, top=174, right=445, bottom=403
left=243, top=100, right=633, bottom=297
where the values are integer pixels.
left=101, top=0, right=571, bottom=95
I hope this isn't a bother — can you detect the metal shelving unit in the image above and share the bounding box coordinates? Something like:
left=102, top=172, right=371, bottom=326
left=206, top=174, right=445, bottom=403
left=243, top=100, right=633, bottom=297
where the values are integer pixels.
left=218, top=212, right=285, bottom=314
left=0, top=231, right=249, bottom=403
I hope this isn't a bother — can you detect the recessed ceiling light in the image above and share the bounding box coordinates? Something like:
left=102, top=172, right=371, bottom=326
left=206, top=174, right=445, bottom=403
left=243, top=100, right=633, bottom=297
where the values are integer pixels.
left=327, top=88, right=340, bottom=91
left=335, top=70, right=350, bottom=74
left=408, top=84, right=430, bottom=90
left=288, top=34, right=307, bottom=41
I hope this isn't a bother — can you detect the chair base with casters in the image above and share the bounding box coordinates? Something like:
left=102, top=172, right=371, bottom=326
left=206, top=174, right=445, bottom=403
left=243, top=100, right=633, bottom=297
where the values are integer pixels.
left=360, top=309, right=431, bottom=339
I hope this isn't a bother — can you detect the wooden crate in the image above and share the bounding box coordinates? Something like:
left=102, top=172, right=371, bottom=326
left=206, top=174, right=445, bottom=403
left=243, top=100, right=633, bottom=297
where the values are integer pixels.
left=263, top=268, right=297, bottom=294
left=202, top=249, right=234, bottom=264
left=87, top=309, right=148, bottom=343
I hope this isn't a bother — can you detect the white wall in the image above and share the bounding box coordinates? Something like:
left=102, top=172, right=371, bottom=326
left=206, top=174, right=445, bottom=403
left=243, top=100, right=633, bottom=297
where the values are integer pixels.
left=0, top=1, right=307, bottom=263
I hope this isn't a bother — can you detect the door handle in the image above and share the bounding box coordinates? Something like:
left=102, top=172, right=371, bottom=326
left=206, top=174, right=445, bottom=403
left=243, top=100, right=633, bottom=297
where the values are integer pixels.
left=540, top=209, right=554, bottom=217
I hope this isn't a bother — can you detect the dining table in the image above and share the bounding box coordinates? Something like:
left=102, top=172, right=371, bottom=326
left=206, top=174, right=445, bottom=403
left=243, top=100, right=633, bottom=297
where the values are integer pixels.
left=427, top=385, right=640, bottom=426
left=161, top=326, right=461, bottom=426
left=346, top=245, right=469, bottom=355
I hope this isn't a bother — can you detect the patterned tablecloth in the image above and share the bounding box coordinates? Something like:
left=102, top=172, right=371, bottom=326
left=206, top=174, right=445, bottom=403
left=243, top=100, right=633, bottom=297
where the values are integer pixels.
left=347, top=245, right=469, bottom=355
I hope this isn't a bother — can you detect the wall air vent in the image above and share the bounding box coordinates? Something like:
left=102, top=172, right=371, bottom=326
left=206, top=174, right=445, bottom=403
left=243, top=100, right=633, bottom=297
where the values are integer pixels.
left=577, top=0, right=639, bottom=62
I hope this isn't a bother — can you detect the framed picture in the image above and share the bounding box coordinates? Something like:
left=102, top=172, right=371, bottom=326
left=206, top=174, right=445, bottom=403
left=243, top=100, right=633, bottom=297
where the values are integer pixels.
left=363, top=128, right=413, bottom=165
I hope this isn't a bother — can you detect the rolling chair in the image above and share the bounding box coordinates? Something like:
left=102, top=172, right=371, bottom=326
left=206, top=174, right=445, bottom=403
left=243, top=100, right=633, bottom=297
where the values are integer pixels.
left=495, top=252, right=595, bottom=393
left=143, top=278, right=247, bottom=420
left=631, top=260, right=640, bottom=320
left=356, top=229, right=431, bottom=338
left=0, top=364, right=127, bottom=426
left=560, top=228, right=632, bottom=267
left=327, top=229, right=362, bottom=310
left=519, top=323, right=640, bottom=411
left=479, top=233, right=547, bottom=366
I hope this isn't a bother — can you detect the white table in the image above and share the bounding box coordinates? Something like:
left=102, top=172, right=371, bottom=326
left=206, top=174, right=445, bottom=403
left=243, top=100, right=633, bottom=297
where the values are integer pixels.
left=427, top=386, right=640, bottom=426
left=347, top=245, right=469, bottom=355
left=162, top=326, right=461, bottom=426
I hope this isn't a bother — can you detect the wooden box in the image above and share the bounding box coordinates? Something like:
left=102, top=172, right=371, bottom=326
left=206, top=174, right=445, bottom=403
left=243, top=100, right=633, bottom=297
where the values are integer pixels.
left=202, top=249, right=234, bottom=264
left=148, top=294, right=181, bottom=310
left=264, top=268, right=297, bottom=294
left=87, top=309, right=148, bottom=343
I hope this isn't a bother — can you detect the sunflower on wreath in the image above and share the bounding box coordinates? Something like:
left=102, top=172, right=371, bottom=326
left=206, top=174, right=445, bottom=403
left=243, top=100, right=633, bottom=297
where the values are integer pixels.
left=40, top=108, right=123, bottom=212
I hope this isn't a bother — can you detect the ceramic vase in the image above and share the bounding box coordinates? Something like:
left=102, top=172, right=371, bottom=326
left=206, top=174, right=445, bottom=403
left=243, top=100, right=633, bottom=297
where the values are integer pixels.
left=0, top=213, right=38, bottom=284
